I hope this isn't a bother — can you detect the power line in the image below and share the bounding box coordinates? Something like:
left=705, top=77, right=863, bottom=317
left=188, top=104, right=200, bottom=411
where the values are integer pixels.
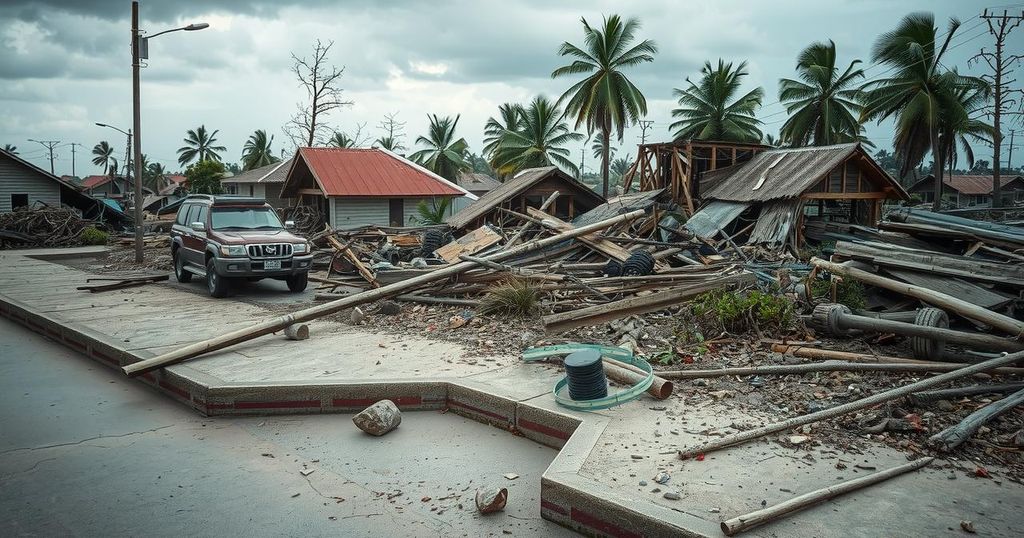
left=27, top=139, right=61, bottom=174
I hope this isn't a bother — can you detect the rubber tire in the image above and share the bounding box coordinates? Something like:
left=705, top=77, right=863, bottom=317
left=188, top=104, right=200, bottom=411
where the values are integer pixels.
left=206, top=259, right=230, bottom=298
left=603, top=259, right=623, bottom=277
left=622, top=251, right=655, bottom=276
left=173, top=250, right=192, bottom=283
left=421, top=229, right=446, bottom=257
left=286, top=272, right=308, bottom=293
left=912, top=307, right=949, bottom=361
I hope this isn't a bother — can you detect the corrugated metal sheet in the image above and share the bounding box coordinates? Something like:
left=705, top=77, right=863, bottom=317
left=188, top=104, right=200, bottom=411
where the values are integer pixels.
left=222, top=157, right=294, bottom=185
left=573, top=189, right=665, bottom=228
left=81, top=175, right=111, bottom=189
left=446, top=166, right=604, bottom=229
left=301, top=148, right=464, bottom=197
left=332, top=197, right=390, bottom=229
left=747, top=199, right=803, bottom=246
left=700, top=143, right=903, bottom=203
left=458, top=172, right=502, bottom=193
left=683, top=200, right=750, bottom=239
left=0, top=156, right=61, bottom=212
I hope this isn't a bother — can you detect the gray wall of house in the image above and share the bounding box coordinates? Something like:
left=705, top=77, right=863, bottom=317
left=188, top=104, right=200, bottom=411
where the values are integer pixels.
left=330, top=197, right=390, bottom=229
left=404, top=197, right=457, bottom=226
left=0, top=158, right=61, bottom=213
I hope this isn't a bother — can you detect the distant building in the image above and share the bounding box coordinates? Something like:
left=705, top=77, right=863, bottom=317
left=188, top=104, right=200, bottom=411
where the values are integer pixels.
left=279, top=147, right=475, bottom=229
left=220, top=158, right=294, bottom=208
left=907, top=174, right=1024, bottom=208
left=0, top=149, right=128, bottom=225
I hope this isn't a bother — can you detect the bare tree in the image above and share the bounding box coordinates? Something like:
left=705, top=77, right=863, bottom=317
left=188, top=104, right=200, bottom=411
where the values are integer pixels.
left=284, top=40, right=353, bottom=147
left=971, top=9, right=1024, bottom=207
left=375, top=111, right=407, bottom=151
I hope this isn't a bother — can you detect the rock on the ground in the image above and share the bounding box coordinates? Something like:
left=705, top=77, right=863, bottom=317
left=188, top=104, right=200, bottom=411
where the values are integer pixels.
left=475, top=486, right=508, bottom=514
left=377, top=301, right=401, bottom=315
left=352, top=400, right=402, bottom=436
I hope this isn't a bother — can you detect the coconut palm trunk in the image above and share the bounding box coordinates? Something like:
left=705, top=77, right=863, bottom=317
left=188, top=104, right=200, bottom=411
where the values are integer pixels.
left=601, top=117, right=611, bottom=198
left=932, top=127, right=943, bottom=211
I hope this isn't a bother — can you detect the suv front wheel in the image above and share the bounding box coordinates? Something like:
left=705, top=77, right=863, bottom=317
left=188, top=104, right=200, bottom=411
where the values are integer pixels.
left=286, top=272, right=308, bottom=293
left=206, top=259, right=230, bottom=298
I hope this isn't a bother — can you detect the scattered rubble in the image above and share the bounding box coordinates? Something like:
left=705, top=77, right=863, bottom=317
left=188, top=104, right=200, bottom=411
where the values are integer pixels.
left=352, top=400, right=402, bottom=436
left=474, top=486, right=508, bottom=514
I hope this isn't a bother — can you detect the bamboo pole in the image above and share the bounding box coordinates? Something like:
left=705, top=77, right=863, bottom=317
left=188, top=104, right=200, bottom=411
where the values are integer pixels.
left=810, top=257, right=1024, bottom=337
left=659, top=360, right=1022, bottom=379
left=770, top=344, right=1024, bottom=375
left=602, top=358, right=674, bottom=400
left=505, top=191, right=559, bottom=248
left=677, top=349, right=1024, bottom=459
left=122, top=210, right=647, bottom=377
left=720, top=457, right=935, bottom=536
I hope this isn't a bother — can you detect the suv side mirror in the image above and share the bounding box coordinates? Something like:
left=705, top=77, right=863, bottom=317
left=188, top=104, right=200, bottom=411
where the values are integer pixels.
left=189, top=221, right=206, bottom=233
left=284, top=220, right=296, bottom=230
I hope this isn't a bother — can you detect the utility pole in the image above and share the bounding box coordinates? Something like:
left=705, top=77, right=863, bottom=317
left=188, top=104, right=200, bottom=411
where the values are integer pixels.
left=638, top=120, right=654, bottom=146
left=1009, top=129, right=1017, bottom=173
left=972, top=8, right=1024, bottom=207
left=132, top=0, right=144, bottom=262
left=67, top=142, right=82, bottom=177
left=27, top=139, right=60, bottom=174
left=579, top=145, right=585, bottom=178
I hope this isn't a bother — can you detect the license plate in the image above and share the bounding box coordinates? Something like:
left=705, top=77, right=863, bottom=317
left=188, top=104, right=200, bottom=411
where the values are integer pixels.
left=264, top=260, right=281, bottom=270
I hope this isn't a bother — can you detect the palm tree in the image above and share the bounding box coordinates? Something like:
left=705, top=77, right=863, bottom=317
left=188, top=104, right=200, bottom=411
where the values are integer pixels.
left=329, top=132, right=355, bottom=148
left=762, top=133, right=780, bottom=147
left=610, top=157, right=633, bottom=179
left=939, top=84, right=995, bottom=186
left=176, top=125, right=226, bottom=166
left=106, top=157, right=119, bottom=178
left=490, top=96, right=584, bottom=176
left=778, top=40, right=865, bottom=147
left=591, top=132, right=617, bottom=160
left=148, top=162, right=167, bottom=192
left=409, top=114, right=470, bottom=181
left=670, top=60, right=765, bottom=142
left=91, top=141, right=114, bottom=174
left=860, top=12, right=989, bottom=211
left=375, top=136, right=404, bottom=152
left=416, top=198, right=452, bottom=225
left=552, top=14, right=657, bottom=199
left=483, top=103, right=523, bottom=159
left=241, top=130, right=280, bottom=171
left=2, top=144, right=16, bottom=154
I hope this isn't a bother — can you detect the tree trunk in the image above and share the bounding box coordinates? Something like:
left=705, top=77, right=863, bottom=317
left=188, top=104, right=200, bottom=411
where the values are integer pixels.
left=931, top=126, right=943, bottom=212
left=992, top=48, right=1003, bottom=208
left=601, top=118, right=611, bottom=199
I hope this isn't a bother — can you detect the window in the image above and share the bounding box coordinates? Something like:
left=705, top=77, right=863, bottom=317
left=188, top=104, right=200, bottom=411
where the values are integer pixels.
left=210, top=207, right=284, bottom=230
left=11, top=194, right=28, bottom=209
left=195, top=205, right=209, bottom=227
left=184, top=204, right=201, bottom=225
left=174, top=204, right=192, bottom=225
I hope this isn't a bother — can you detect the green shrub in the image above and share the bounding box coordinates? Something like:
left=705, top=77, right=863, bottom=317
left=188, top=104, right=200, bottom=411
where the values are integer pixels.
left=810, top=273, right=867, bottom=310
left=79, top=226, right=109, bottom=245
left=687, top=288, right=796, bottom=335
left=478, top=278, right=541, bottom=317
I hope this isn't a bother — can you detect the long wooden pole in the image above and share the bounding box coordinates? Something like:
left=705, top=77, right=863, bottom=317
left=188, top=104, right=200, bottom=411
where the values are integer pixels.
left=122, top=210, right=647, bottom=377
left=720, top=457, right=934, bottom=536
left=929, top=387, right=1024, bottom=451
left=810, top=257, right=1024, bottom=337
left=770, top=345, right=1024, bottom=376
left=659, top=361, right=1023, bottom=379
left=677, top=349, right=1024, bottom=459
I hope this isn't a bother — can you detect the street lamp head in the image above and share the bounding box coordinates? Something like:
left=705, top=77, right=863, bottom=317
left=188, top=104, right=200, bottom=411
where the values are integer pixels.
left=95, top=122, right=108, bottom=128
left=184, top=23, right=209, bottom=31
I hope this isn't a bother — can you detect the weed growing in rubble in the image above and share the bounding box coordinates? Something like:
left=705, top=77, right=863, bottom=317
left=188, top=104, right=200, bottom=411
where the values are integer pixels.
left=684, top=288, right=796, bottom=336
left=810, top=274, right=867, bottom=310
left=478, top=278, right=541, bottom=318
left=79, top=226, right=109, bottom=245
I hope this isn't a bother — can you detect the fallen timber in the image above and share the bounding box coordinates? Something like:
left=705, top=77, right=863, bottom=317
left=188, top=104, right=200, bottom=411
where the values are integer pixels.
left=678, top=348, right=1024, bottom=459
left=122, top=209, right=646, bottom=376
left=929, top=387, right=1024, bottom=451
left=770, top=344, right=1024, bottom=376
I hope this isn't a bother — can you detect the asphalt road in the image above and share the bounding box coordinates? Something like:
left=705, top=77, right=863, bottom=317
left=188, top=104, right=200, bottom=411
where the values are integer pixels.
left=0, top=318, right=574, bottom=537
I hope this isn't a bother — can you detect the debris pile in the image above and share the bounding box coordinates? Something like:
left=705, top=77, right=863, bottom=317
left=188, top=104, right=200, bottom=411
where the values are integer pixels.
left=0, top=206, right=103, bottom=248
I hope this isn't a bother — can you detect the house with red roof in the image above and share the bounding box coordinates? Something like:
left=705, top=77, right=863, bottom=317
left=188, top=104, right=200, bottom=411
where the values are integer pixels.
left=280, top=147, right=476, bottom=229
left=908, top=174, right=1024, bottom=208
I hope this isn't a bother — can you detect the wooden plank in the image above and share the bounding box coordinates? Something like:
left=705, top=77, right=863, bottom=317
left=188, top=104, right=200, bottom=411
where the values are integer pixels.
left=326, top=234, right=380, bottom=288
left=526, top=206, right=667, bottom=271
left=883, top=268, right=1013, bottom=310
left=434, top=225, right=502, bottom=263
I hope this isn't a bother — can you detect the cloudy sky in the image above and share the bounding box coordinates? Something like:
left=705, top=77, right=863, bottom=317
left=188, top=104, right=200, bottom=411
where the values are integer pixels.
left=0, top=0, right=1019, bottom=177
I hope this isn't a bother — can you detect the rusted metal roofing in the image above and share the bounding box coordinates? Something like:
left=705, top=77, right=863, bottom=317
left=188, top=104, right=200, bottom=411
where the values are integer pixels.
left=458, top=172, right=502, bottom=193
left=81, top=175, right=113, bottom=189
left=289, top=147, right=468, bottom=198
left=445, top=166, right=605, bottom=230
left=221, top=157, right=294, bottom=184
left=700, top=143, right=907, bottom=202
left=909, top=175, right=1024, bottom=196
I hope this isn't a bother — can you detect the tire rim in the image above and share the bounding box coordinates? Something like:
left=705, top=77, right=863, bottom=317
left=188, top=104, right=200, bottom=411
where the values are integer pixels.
left=175, top=255, right=183, bottom=278
left=208, top=269, right=216, bottom=292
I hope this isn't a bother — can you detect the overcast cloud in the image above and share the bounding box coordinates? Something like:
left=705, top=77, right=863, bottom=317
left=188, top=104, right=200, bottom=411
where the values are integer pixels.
left=0, top=0, right=1017, bottom=176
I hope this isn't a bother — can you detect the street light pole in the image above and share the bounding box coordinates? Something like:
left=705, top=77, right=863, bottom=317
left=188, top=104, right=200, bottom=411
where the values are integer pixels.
left=131, top=0, right=144, bottom=263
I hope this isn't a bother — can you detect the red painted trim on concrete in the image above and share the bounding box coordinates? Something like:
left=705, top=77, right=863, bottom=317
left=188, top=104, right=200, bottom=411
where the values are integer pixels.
left=234, top=399, right=321, bottom=410
left=159, top=380, right=190, bottom=400
left=447, top=399, right=509, bottom=422
left=93, top=350, right=119, bottom=365
left=571, top=507, right=642, bottom=538
left=541, top=499, right=569, bottom=516
left=519, top=418, right=572, bottom=441
left=331, top=396, right=423, bottom=408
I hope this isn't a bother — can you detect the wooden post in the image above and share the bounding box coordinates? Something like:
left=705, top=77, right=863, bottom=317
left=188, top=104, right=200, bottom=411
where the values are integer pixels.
left=810, top=257, right=1024, bottom=337
left=122, top=210, right=648, bottom=376
left=678, top=348, right=1024, bottom=459
left=929, top=387, right=1024, bottom=451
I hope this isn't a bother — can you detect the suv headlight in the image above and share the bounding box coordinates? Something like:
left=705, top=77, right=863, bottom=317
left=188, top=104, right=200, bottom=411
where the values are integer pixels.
left=220, top=245, right=247, bottom=257
left=293, top=242, right=308, bottom=254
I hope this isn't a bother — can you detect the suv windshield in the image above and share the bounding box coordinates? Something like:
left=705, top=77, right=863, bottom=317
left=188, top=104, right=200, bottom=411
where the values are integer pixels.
left=210, top=207, right=284, bottom=230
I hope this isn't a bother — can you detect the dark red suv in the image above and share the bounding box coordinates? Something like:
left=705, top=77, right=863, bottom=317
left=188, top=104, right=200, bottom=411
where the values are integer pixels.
left=170, top=195, right=313, bottom=297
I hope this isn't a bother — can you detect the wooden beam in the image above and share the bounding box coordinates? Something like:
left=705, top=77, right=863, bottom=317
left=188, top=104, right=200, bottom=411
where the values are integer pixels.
left=800, top=192, right=891, bottom=200
left=297, top=188, right=324, bottom=196
left=326, top=233, right=379, bottom=288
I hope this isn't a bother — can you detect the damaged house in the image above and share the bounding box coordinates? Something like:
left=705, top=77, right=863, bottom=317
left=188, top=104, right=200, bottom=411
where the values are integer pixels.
left=685, top=143, right=909, bottom=251
left=280, top=147, right=475, bottom=229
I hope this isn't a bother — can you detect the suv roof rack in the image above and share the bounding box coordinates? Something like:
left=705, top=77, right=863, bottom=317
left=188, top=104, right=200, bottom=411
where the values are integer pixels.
left=182, top=194, right=268, bottom=206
